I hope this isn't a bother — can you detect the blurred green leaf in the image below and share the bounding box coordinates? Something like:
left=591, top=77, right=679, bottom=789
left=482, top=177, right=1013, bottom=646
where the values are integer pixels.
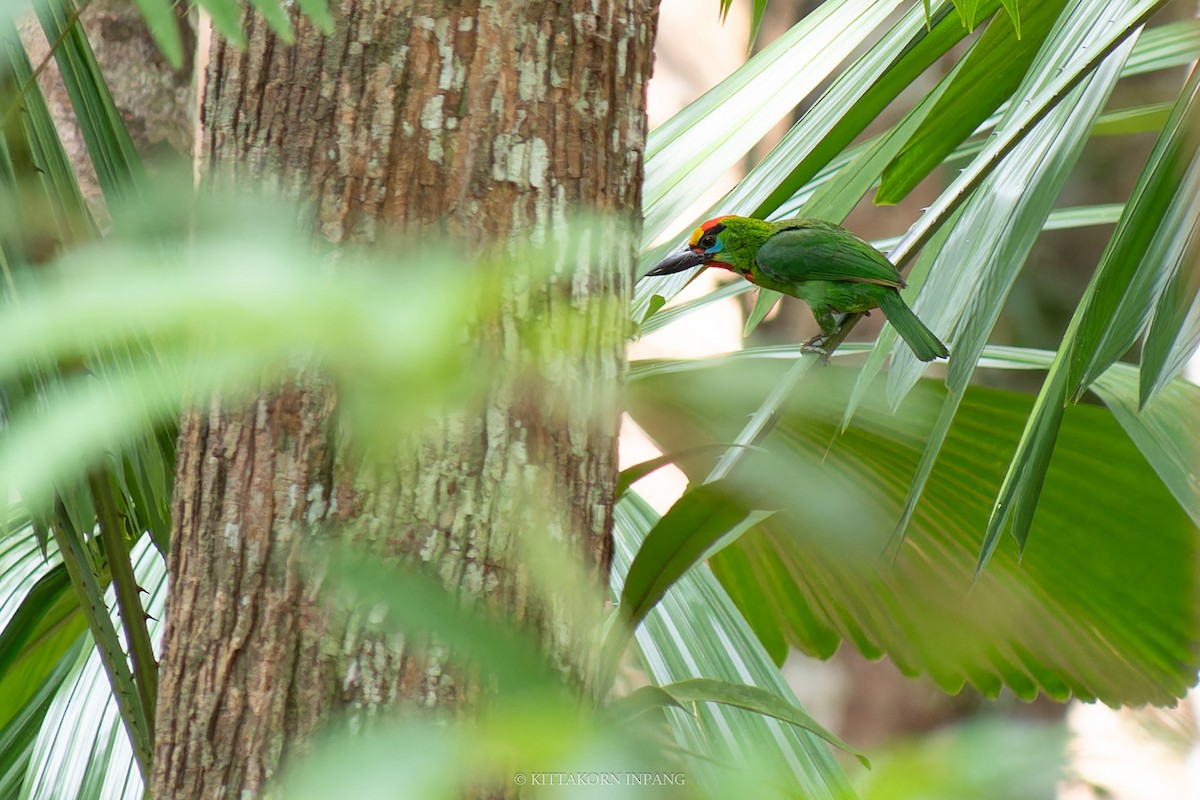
left=294, top=0, right=334, bottom=34
left=0, top=366, right=183, bottom=521
left=325, top=552, right=564, bottom=695
left=251, top=0, right=294, bottom=43
left=202, top=0, right=248, bottom=48
left=279, top=719, right=473, bottom=800
left=0, top=188, right=484, bottom=519
left=613, top=493, right=854, bottom=798
left=702, top=354, right=819, bottom=483
left=129, top=0, right=183, bottom=67
left=277, top=718, right=512, bottom=800
left=278, top=699, right=696, bottom=800
left=857, top=718, right=1066, bottom=800
left=628, top=351, right=1199, bottom=705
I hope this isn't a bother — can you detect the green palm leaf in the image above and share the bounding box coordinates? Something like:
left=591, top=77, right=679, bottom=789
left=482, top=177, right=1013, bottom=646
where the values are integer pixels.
left=19, top=536, right=164, bottom=800
left=628, top=349, right=1198, bottom=704
left=614, top=493, right=855, bottom=798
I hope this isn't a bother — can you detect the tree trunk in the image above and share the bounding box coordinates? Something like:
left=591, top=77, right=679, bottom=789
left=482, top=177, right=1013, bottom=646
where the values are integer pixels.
left=150, top=2, right=657, bottom=797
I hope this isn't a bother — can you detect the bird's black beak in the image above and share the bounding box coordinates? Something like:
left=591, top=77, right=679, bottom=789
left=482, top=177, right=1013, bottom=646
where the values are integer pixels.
left=644, top=246, right=707, bottom=277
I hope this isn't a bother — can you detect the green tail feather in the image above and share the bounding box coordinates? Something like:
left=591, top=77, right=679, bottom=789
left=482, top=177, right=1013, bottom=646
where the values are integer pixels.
left=877, top=291, right=949, bottom=362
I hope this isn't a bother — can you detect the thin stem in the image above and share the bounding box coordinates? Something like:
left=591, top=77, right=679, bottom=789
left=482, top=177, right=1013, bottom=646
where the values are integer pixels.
left=89, top=468, right=158, bottom=740
left=51, top=501, right=153, bottom=780
left=704, top=312, right=862, bottom=484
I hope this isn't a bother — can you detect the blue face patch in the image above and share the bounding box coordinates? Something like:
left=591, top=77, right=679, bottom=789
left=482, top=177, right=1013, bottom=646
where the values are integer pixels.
left=696, top=222, right=726, bottom=254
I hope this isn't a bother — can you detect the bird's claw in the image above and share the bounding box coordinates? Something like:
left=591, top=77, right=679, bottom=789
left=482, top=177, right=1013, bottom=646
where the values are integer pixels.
left=800, top=336, right=831, bottom=363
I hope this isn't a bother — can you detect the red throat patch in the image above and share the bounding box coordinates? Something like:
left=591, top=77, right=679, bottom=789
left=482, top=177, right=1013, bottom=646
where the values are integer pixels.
left=704, top=259, right=747, bottom=280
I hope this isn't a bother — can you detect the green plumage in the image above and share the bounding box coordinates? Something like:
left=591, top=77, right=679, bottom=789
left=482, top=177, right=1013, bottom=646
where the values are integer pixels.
left=687, top=217, right=948, bottom=362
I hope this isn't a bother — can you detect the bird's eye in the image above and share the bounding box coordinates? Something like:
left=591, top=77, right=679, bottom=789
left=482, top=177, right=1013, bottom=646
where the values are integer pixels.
left=699, top=233, right=717, bottom=249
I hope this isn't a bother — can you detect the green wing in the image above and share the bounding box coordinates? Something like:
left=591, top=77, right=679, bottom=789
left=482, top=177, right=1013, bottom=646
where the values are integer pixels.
left=754, top=220, right=905, bottom=288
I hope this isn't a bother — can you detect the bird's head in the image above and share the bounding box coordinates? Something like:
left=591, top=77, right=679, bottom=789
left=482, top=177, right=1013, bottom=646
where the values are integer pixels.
left=644, top=216, right=738, bottom=277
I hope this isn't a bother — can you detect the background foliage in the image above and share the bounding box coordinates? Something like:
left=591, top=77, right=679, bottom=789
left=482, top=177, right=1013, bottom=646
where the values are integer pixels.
left=0, top=0, right=1197, bottom=797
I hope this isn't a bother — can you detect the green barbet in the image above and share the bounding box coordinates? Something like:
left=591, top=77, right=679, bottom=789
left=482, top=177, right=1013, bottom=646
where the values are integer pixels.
left=646, top=216, right=949, bottom=362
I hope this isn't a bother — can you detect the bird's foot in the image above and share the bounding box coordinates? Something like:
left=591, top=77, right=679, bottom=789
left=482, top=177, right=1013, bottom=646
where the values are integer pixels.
left=800, top=335, right=831, bottom=363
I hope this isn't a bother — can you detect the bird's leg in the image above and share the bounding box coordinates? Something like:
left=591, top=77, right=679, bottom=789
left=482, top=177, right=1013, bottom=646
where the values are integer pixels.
left=801, top=308, right=843, bottom=359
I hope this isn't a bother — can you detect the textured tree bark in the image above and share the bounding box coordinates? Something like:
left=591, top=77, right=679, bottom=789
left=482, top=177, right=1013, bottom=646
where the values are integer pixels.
left=150, top=1, right=657, bottom=797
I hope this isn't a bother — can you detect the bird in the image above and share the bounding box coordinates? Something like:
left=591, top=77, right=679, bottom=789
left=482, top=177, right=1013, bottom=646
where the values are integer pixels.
left=644, top=215, right=949, bottom=362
